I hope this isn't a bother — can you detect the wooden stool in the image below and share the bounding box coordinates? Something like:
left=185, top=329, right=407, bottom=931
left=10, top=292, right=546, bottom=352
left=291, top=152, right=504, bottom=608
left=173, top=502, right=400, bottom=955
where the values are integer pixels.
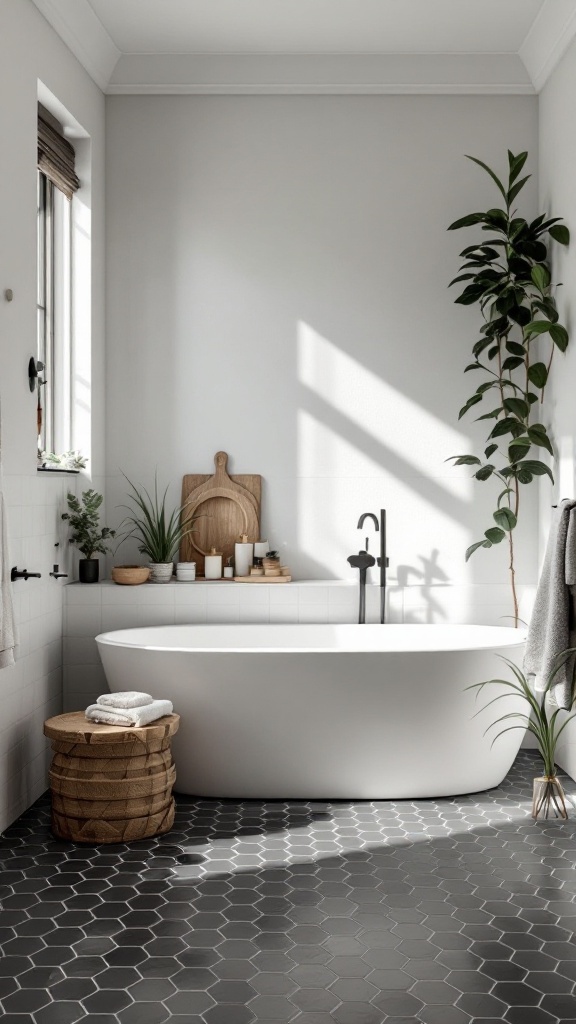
left=43, top=711, right=180, bottom=844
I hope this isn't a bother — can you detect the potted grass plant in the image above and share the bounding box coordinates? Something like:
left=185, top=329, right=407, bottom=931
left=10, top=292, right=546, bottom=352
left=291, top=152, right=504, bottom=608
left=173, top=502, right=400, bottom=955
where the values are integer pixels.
left=62, top=489, right=116, bottom=583
left=469, top=650, right=576, bottom=819
left=119, top=475, right=199, bottom=583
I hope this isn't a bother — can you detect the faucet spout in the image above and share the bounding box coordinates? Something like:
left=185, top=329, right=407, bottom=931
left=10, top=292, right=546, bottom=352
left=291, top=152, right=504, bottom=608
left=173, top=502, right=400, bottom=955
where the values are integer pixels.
left=357, top=512, right=379, bottom=531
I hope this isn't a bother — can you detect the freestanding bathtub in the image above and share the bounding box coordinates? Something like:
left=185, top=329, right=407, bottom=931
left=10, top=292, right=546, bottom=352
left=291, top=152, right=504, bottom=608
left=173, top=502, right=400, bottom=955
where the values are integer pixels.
left=95, top=623, right=526, bottom=800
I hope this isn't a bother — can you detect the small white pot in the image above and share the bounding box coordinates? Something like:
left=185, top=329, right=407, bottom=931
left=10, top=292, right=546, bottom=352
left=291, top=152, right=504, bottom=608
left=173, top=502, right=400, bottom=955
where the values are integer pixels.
left=148, top=562, right=174, bottom=583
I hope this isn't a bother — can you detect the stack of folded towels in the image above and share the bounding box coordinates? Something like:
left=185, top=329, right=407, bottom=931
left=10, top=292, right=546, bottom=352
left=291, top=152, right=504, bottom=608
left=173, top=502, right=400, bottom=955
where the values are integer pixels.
left=85, top=691, right=173, bottom=727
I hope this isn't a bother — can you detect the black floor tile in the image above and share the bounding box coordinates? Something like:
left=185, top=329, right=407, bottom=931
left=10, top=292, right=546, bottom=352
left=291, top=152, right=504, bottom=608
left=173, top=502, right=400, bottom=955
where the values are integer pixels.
left=1, top=752, right=576, bottom=1023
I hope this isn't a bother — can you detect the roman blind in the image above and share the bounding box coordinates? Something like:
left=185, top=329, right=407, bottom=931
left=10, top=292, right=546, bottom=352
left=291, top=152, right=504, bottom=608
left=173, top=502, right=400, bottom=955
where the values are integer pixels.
left=37, top=112, right=80, bottom=200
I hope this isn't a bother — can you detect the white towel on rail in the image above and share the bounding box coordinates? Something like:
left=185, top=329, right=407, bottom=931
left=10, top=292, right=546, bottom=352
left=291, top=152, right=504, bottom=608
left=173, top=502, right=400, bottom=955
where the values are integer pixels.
left=0, top=492, right=16, bottom=669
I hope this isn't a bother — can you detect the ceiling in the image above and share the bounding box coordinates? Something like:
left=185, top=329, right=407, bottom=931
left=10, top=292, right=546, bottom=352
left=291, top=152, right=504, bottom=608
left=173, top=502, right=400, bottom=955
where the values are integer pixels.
left=31, top=0, right=576, bottom=95
left=87, top=0, right=543, bottom=56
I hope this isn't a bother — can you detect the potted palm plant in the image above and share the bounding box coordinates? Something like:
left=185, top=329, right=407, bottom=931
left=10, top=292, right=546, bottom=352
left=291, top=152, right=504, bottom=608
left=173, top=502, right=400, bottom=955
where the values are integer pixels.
left=119, top=475, right=199, bottom=583
left=62, top=489, right=116, bottom=583
left=469, top=650, right=576, bottom=819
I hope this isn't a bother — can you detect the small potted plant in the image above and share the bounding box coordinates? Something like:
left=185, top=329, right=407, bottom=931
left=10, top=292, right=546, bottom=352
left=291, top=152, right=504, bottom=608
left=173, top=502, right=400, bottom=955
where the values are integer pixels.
left=469, top=650, right=576, bottom=819
left=62, top=489, right=116, bottom=583
left=119, top=475, right=198, bottom=583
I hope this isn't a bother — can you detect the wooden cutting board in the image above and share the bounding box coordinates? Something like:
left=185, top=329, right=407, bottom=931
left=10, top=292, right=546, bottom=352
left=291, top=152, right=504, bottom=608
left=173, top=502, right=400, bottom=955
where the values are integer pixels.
left=180, top=452, right=261, bottom=576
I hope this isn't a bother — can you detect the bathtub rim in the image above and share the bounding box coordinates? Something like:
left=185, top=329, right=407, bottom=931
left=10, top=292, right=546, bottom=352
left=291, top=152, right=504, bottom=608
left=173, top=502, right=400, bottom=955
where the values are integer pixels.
left=95, top=622, right=527, bottom=656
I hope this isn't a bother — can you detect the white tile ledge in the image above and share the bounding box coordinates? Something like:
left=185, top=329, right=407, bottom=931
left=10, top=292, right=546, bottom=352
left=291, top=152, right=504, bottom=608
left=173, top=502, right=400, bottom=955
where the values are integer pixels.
left=66, top=579, right=358, bottom=587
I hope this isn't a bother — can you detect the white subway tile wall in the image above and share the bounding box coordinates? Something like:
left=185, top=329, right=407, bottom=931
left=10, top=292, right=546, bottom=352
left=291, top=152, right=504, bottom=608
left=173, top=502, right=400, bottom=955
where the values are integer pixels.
left=1, top=472, right=75, bottom=832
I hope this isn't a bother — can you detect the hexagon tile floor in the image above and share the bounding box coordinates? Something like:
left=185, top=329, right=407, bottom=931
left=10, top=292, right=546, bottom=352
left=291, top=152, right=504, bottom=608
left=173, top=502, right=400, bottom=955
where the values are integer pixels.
left=2, top=752, right=576, bottom=1024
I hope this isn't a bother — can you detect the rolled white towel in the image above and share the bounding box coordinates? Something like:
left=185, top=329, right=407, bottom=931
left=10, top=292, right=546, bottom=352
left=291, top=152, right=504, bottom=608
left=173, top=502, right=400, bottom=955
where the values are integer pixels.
left=97, top=691, right=153, bottom=709
left=85, top=699, right=174, bottom=728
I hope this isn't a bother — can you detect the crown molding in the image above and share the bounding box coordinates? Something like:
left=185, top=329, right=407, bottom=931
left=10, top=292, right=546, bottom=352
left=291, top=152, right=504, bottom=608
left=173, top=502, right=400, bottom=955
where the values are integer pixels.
left=34, top=0, right=576, bottom=96
left=107, top=53, right=533, bottom=96
left=31, top=0, right=120, bottom=92
left=519, top=0, right=576, bottom=92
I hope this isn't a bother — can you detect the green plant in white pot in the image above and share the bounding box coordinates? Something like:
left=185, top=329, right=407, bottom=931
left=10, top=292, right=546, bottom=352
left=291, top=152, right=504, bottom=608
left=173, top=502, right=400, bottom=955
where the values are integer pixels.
left=119, top=475, right=198, bottom=583
left=62, top=489, right=116, bottom=583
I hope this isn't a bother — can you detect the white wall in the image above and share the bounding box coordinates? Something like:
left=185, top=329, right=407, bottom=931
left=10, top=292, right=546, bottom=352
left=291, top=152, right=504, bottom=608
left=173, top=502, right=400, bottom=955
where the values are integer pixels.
left=539, top=37, right=576, bottom=536
left=0, top=0, right=105, bottom=831
left=105, top=94, right=538, bottom=606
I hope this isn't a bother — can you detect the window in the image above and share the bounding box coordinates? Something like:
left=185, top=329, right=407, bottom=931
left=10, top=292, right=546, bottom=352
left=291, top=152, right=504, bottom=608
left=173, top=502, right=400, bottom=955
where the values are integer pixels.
left=36, top=108, right=79, bottom=462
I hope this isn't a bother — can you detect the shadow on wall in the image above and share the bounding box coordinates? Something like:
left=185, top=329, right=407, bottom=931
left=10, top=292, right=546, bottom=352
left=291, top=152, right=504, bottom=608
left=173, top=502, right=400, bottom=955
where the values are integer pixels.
left=397, top=549, right=449, bottom=624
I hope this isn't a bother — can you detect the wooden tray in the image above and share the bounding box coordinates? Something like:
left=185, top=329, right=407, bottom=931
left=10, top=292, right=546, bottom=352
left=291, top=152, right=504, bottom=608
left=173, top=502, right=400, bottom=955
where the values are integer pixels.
left=234, top=575, right=292, bottom=583
left=180, top=452, right=261, bottom=577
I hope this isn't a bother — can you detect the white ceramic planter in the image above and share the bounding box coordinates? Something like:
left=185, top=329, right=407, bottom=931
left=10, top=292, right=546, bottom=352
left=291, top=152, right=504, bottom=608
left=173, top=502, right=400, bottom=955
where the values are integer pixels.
left=148, top=562, right=174, bottom=584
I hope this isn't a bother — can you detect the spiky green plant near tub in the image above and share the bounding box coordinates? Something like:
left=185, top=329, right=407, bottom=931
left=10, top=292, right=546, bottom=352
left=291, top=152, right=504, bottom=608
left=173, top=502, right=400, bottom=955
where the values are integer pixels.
left=118, top=474, right=200, bottom=582
left=469, top=651, right=576, bottom=819
left=447, top=151, right=570, bottom=625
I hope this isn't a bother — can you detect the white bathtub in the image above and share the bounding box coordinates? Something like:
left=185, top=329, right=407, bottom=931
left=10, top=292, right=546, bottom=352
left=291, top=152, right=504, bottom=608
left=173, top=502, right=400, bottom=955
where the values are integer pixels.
left=96, top=623, right=526, bottom=800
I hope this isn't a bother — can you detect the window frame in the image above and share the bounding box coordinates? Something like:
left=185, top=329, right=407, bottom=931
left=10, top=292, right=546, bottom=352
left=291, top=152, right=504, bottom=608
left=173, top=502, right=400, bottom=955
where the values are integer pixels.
left=37, top=167, right=73, bottom=462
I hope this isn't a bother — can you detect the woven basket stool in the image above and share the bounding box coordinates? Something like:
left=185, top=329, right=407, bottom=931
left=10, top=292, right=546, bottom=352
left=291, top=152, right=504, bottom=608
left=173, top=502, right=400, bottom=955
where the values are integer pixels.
left=44, top=711, right=180, bottom=843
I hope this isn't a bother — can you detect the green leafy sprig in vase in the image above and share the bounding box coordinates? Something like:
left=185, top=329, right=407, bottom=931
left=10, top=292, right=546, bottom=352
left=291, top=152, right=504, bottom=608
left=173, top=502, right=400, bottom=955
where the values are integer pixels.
left=62, top=489, right=115, bottom=583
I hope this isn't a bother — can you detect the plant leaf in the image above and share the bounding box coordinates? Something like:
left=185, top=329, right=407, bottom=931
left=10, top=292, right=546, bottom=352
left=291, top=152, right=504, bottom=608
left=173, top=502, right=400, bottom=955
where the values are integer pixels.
left=489, top=417, right=521, bottom=439
left=465, top=540, right=491, bottom=561
left=509, top=437, right=531, bottom=463
left=502, top=356, right=524, bottom=372
left=527, top=362, right=548, bottom=388
left=458, top=394, right=483, bottom=419
left=503, top=397, right=529, bottom=419
left=475, top=464, right=495, bottom=481
left=466, top=155, right=508, bottom=200
left=507, top=174, right=531, bottom=206
left=447, top=455, right=482, bottom=466
left=494, top=507, right=517, bottom=531
left=549, top=224, right=570, bottom=246
left=519, top=460, right=554, bottom=482
left=527, top=424, right=554, bottom=456
left=550, top=324, right=569, bottom=352
left=485, top=526, right=505, bottom=544
left=524, top=319, right=553, bottom=336
left=448, top=213, right=486, bottom=231
left=508, top=150, right=528, bottom=183
left=531, top=264, right=551, bottom=292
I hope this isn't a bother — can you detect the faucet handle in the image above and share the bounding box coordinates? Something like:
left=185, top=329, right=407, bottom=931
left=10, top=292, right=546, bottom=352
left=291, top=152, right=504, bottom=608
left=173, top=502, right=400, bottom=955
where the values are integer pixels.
left=348, top=550, right=376, bottom=570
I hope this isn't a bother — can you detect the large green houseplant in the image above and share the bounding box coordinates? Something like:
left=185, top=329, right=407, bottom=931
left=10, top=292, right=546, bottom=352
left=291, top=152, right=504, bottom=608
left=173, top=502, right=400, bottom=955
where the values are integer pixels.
left=62, top=489, right=116, bottom=583
left=119, top=475, right=199, bottom=583
left=447, top=151, right=569, bottom=624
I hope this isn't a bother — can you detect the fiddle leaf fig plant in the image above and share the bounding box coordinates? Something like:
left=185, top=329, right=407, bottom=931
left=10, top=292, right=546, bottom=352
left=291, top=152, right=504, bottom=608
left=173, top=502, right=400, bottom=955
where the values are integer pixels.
left=447, top=151, right=570, bottom=624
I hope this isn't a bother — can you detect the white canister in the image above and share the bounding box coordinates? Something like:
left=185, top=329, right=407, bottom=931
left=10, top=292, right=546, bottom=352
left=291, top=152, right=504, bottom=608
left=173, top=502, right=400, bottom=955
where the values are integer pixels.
left=176, top=561, right=196, bottom=582
left=223, top=566, right=234, bottom=578
left=235, top=535, right=254, bottom=577
left=254, top=540, right=269, bottom=559
left=205, top=548, right=223, bottom=579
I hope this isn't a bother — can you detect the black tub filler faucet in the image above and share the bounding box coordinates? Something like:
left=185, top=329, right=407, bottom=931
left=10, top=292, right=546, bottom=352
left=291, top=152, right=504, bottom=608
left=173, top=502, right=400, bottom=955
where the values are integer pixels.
left=347, top=509, right=388, bottom=624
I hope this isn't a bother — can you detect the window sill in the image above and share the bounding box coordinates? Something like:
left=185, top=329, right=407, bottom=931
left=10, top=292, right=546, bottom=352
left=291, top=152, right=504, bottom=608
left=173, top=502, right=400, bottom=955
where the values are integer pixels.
left=37, top=467, right=80, bottom=475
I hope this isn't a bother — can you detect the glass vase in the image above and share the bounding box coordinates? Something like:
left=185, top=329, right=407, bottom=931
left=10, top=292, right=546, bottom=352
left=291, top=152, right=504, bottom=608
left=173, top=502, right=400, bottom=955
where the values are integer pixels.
left=532, top=776, right=568, bottom=820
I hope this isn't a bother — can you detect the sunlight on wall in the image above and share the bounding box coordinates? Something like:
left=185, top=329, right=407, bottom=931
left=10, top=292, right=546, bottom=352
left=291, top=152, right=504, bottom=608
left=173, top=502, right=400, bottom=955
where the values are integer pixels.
left=297, top=322, right=470, bottom=482
left=296, top=323, right=473, bottom=581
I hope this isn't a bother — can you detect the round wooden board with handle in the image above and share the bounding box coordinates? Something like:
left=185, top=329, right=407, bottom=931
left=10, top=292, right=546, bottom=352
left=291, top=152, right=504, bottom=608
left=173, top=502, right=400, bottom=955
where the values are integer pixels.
left=180, top=452, right=261, bottom=574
